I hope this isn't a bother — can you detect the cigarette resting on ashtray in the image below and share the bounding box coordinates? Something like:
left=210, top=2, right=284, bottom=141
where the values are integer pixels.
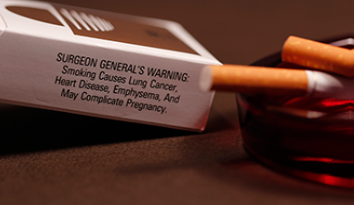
left=200, top=64, right=354, bottom=99
left=282, top=36, right=354, bottom=77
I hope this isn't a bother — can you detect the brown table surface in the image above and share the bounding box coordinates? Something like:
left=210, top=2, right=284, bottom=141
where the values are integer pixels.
left=2, top=0, right=354, bottom=204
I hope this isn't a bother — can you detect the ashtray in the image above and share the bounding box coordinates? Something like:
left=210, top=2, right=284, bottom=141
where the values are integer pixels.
left=237, top=35, right=354, bottom=188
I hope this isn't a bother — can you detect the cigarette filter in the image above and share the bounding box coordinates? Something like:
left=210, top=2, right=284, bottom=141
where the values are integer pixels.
left=282, top=36, right=354, bottom=77
left=200, top=64, right=354, bottom=99
left=0, top=0, right=221, bottom=131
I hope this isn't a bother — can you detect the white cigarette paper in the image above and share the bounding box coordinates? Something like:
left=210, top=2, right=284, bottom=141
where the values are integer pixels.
left=305, top=70, right=354, bottom=99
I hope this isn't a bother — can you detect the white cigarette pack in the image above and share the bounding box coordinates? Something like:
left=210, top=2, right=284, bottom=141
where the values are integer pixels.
left=0, top=1, right=220, bottom=131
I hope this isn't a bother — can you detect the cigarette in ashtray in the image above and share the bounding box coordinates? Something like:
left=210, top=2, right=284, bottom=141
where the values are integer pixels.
left=282, top=35, right=354, bottom=77
left=200, top=35, right=354, bottom=99
left=199, top=64, right=354, bottom=99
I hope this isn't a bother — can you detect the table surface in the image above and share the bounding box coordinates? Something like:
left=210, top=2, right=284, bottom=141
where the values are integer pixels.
left=2, top=0, right=354, bottom=204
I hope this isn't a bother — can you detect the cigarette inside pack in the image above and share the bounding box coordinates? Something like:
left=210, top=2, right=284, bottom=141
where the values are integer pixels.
left=0, top=0, right=221, bottom=131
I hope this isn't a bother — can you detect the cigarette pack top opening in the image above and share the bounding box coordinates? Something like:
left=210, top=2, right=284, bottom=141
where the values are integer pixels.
left=199, top=65, right=213, bottom=92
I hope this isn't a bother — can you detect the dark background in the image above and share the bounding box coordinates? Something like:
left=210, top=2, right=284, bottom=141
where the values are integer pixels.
left=1, top=0, right=354, bottom=204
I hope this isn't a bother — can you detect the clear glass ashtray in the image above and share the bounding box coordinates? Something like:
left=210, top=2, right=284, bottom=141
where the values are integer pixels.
left=237, top=36, right=354, bottom=188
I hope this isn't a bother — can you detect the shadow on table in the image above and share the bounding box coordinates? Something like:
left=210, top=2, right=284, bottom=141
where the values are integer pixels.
left=0, top=104, right=191, bottom=155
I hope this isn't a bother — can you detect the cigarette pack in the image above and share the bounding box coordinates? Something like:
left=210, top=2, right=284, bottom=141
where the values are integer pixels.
left=0, top=0, right=221, bottom=131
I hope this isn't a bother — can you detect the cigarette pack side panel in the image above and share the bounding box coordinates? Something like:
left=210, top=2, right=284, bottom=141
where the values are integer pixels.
left=0, top=31, right=214, bottom=131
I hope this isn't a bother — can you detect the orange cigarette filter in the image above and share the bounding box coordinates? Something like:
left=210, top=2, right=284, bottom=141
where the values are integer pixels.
left=200, top=64, right=308, bottom=96
left=282, top=36, right=354, bottom=77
